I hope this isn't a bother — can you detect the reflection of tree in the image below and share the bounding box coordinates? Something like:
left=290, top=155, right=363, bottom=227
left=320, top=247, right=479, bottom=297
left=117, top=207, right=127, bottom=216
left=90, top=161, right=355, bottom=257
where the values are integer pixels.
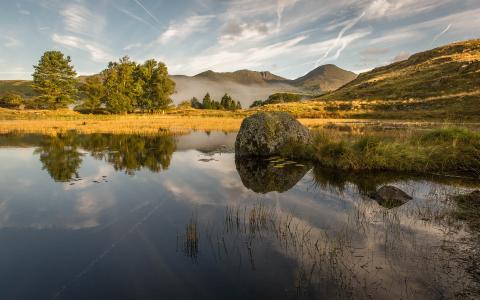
left=34, top=132, right=83, bottom=182
left=34, top=132, right=176, bottom=181
left=235, top=156, right=310, bottom=193
left=80, top=134, right=176, bottom=174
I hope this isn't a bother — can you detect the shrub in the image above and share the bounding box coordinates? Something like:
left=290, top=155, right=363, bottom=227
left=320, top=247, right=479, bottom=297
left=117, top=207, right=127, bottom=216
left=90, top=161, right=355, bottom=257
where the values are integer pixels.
left=0, top=93, right=24, bottom=109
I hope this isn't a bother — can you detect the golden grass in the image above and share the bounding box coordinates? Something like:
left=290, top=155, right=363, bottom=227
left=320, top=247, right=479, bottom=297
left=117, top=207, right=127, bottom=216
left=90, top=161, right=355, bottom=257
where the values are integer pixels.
left=1, top=107, right=477, bottom=135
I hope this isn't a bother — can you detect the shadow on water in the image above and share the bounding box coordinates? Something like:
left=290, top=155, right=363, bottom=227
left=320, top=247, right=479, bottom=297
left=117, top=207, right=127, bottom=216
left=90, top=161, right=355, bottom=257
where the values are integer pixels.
left=235, top=156, right=310, bottom=193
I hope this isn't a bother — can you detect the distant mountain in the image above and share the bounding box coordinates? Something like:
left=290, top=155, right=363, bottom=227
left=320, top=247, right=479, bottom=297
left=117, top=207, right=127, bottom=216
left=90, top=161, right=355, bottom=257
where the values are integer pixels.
left=171, top=66, right=356, bottom=106
left=323, top=39, right=480, bottom=101
left=0, top=65, right=358, bottom=107
left=293, top=64, right=357, bottom=92
left=171, top=71, right=298, bottom=107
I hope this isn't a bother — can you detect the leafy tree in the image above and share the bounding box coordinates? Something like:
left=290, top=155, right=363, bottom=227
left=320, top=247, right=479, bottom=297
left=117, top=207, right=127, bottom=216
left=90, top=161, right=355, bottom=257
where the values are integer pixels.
left=190, top=97, right=203, bottom=109
left=220, top=93, right=240, bottom=110
left=202, top=93, right=212, bottom=109
left=101, top=56, right=142, bottom=113
left=32, top=51, right=78, bottom=109
left=80, top=76, right=104, bottom=113
left=136, top=59, right=175, bottom=112
left=0, top=93, right=24, bottom=109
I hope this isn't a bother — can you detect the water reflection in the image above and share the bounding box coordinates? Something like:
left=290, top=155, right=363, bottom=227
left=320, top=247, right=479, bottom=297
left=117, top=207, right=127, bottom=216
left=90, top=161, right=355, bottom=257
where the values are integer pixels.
left=12, top=132, right=176, bottom=181
left=34, top=132, right=83, bottom=182
left=235, top=157, right=310, bottom=193
left=0, top=132, right=479, bottom=299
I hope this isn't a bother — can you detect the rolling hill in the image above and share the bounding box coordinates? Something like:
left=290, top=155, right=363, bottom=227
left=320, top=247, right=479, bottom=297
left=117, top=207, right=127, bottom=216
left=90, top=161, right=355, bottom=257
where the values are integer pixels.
left=257, top=39, right=480, bottom=120
left=322, top=39, right=480, bottom=101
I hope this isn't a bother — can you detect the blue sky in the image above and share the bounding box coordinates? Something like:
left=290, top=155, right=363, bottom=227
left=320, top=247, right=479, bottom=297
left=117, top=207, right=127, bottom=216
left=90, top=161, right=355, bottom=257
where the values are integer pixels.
left=0, top=0, right=479, bottom=80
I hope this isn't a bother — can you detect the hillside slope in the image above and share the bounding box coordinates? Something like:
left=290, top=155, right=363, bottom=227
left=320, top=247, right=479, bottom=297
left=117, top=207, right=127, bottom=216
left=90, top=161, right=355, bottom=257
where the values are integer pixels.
left=293, top=64, right=357, bottom=91
left=323, top=39, right=480, bottom=100
left=0, top=81, right=35, bottom=97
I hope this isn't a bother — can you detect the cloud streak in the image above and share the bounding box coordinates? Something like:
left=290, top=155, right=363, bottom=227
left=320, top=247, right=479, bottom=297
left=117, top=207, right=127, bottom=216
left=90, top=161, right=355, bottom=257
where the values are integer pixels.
left=132, top=0, right=163, bottom=26
left=432, top=23, right=452, bottom=44
left=315, top=12, right=365, bottom=67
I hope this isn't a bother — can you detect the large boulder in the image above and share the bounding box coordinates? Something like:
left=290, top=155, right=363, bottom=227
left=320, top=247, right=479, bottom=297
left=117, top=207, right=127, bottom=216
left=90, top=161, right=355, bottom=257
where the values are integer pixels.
left=235, top=112, right=311, bottom=157
left=369, top=185, right=412, bottom=209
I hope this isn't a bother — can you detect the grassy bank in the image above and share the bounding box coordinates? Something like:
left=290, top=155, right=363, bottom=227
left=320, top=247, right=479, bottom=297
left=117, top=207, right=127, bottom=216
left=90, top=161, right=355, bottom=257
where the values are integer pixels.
left=253, top=94, right=480, bottom=121
left=308, top=127, right=480, bottom=176
left=1, top=108, right=445, bottom=135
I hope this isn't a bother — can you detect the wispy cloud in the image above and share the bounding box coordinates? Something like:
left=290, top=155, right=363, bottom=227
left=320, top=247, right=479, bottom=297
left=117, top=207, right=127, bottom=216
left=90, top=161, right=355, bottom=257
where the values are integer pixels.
left=363, top=0, right=453, bottom=20
left=117, top=7, right=159, bottom=32
left=2, top=34, right=21, bottom=48
left=60, top=2, right=105, bottom=37
left=315, top=12, right=365, bottom=66
left=158, top=15, right=214, bottom=44
left=123, top=42, right=143, bottom=51
left=432, top=23, right=452, bottom=44
left=52, top=33, right=114, bottom=62
left=276, top=0, right=299, bottom=32
left=132, top=0, right=162, bottom=26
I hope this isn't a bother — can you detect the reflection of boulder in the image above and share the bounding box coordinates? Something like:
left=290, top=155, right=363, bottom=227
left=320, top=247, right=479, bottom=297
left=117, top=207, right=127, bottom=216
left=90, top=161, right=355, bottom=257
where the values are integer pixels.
left=235, top=156, right=310, bottom=193
left=369, top=186, right=412, bottom=209
left=235, top=112, right=311, bottom=157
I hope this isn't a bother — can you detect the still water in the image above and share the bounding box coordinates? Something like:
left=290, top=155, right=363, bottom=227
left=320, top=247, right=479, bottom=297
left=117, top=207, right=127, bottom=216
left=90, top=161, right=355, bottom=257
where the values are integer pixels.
left=0, top=131, right=479, bottom=300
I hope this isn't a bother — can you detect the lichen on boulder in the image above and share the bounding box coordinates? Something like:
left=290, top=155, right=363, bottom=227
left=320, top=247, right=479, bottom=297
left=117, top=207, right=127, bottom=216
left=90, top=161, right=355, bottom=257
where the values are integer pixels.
left=235, top=112, right=311, bottom=157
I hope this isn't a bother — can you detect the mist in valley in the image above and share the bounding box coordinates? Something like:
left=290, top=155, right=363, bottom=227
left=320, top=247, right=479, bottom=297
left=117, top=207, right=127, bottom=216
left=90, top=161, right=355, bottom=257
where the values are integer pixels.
left=171, top=76, right=302, bottom=107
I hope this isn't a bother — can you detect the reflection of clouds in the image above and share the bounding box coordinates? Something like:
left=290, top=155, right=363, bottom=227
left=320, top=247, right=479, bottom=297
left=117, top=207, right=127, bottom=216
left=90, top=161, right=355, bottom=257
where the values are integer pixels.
left=162, top=179, right=211, bottom=205
left=63, top=165, right=114, bottom=191
left=72, top=191, right=115, bottom=229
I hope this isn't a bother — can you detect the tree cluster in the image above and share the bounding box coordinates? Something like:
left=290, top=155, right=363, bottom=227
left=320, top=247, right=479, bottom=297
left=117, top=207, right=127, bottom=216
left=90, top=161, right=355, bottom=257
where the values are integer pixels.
left=80, top=57, right=176, bottom=113
left=190, top=93, right=242, bottom=110
left=31, top=51, right=175, bottom=113
left=249, top=93, right=304, bottom=108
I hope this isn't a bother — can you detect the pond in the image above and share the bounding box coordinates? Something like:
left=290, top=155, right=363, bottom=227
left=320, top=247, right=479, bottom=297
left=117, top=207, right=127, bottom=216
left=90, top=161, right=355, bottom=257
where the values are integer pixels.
left=0, top=131, right=479, bottom=299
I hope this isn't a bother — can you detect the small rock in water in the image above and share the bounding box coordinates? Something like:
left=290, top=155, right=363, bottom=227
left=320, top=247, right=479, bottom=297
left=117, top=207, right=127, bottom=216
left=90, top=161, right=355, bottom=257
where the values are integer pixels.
left=369, top=185, right=412, bottom=209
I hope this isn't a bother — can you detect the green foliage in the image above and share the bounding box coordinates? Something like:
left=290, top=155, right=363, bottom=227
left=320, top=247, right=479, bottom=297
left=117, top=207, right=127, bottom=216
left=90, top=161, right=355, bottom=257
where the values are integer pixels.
left=265, top=93, right=303, bottom=104
left=202, top=93, right=213, bottom=109
left=136, top=59, right=175, bottom=112
left=80, top=76, right=104, bottom=113
left=250, top=93, right=307, bottom=108
left=32, top=51, right=78, bottom=109
left=0, top=93, right=24, bottom=108
left=190, top=97, right=203, bottom=109
left=192, top=93, right=241, bottom=111
left=102, top=56, right=142, bottom=114
left=250, top=100, right=264, bottom=108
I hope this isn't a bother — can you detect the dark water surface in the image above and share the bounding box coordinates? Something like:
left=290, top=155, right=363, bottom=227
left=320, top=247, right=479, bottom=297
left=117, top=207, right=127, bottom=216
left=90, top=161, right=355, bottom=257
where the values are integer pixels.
left=0, top=132, right=479, bottom=300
